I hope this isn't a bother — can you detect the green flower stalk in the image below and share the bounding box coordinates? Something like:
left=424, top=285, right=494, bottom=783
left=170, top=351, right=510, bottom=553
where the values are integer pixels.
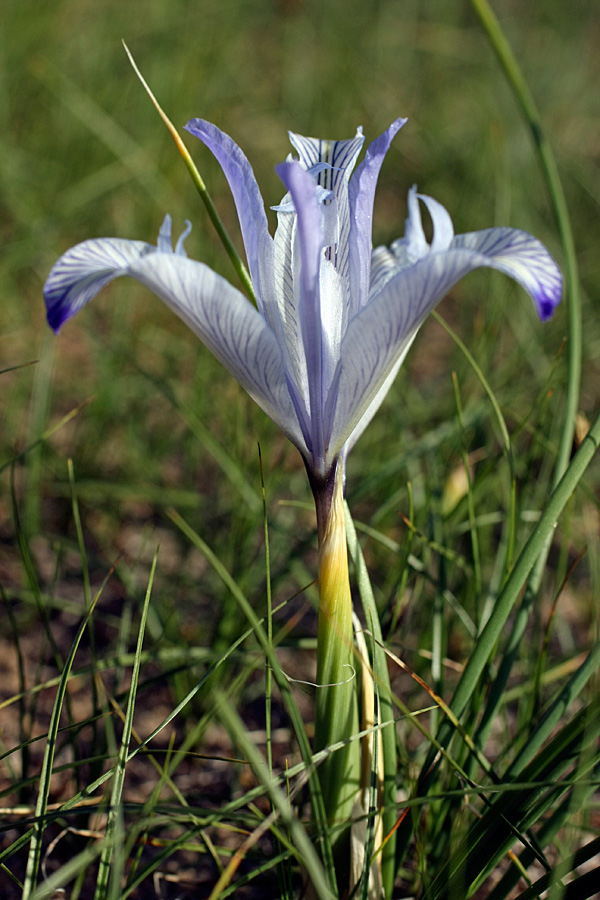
left=312, top=464, right=360, bottom=849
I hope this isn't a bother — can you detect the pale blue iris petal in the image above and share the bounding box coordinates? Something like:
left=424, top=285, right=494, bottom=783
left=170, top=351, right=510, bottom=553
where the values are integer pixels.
left=368, top=192, right=454, bottom=299
left=329, top=172, right=352, bottom=312
left=126, top=252, right=305, bottom=452
left=272, top=204, right=311, bottom=437
left=330, top=250, right=455, bottom=455
left=44, top=236, right=156, bottom=332
left=418, top=193, right=454, bottom=252
left=369, top=244, right=412, bottom=299
left=347, top=118, right=407, bottom=315
left=404, top=185, right=429, bottom=260
left=157, top=214, right=174, bottom=252
left=450, top=228, right=562, bottom=321
left=320, top=191, right=340, bottom=255
left=175, top=220, right=192, bottom=256
left=44, top=226, right=305, bottom=453
left=276, top=160, right=328, bottom=467
left=343, top=337, right=416, bottom=457
left=318, top=255, right=345, bottom=396
left=332, top=229, right=562, bottom=454
left=184, top=119, right=275, bottom=313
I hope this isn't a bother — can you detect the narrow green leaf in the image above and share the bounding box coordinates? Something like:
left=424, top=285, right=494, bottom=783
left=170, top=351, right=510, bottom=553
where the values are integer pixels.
left=213, top=688, right=336, bottom=900
left=344, top=503, right=397, bottom=900
left=93, top=549, right=157, bottom=900
left=22, top=587, right=102, bottom=897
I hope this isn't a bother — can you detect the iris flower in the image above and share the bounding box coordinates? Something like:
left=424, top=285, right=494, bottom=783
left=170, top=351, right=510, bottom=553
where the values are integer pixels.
left=44, top=119, right=562, bottom=887
left=44, top=118, right=561, bottom=492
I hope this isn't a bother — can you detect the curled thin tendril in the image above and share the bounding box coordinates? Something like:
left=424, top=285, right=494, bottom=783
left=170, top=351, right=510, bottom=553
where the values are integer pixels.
left=283, top=663, right=356, bottom=688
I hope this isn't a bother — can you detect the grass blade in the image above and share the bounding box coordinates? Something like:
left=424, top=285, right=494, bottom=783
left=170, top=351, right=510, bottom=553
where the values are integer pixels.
left=344, top=503, right=397, bottom=900
left=213, top=688, right=336, bottom=900
left=93, top=549, right=157, bottom=900
left=469, top=0, right=582, bottom=579
left=21, top=587, right=102, bottom=898
left=167, top=507, right=337, bottom=891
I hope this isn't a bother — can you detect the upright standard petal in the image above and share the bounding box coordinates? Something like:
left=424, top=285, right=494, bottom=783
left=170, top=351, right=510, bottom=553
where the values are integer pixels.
left=288, top=129, right=365, bottom=192
left=276, top=160, right=330, bottom=471
left=288, top=128, right=367, bottom=329
left=184, top=119, right=275, bottom=316
left=347, top=118, right=407, bottom=315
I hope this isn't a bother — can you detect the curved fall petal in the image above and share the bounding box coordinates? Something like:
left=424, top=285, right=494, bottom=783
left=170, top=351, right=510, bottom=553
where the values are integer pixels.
left=129, top=253, right=304, bottom=448
left=331, top=223, right=562, bottom=456
left=343, top=338, right=416, bottom=457
left=45, top=236, right=156, bottom=332
left=44, top=222, right=305, bottom=453
left=450, top=227, right=562, bottom=321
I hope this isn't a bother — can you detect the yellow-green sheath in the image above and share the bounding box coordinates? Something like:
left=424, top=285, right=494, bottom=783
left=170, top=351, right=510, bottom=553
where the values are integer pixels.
left=312, top=464, right=361, bottom=851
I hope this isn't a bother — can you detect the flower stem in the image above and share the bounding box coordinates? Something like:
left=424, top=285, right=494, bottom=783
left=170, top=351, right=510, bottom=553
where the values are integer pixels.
left=312, top=465, right=360, bottom=854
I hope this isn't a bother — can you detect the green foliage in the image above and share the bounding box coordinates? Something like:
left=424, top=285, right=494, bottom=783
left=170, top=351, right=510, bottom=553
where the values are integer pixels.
left=1, top=0, right=599, bottom=897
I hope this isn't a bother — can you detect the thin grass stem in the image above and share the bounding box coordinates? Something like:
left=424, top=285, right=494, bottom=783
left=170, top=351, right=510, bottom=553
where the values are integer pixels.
left=469, top=0, right=582, bottom=555
left=122, top=42, right=256, bottom=304
left=93, top=550, right=157, bottom=899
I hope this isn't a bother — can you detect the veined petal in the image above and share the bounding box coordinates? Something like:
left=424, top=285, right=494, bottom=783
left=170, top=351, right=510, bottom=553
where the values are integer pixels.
left=451, top=227, right=562, bottom=321
left=271, top=201, right=312, bottom=441
left=45, top=236, right=155, bottom=332
left=343, top=337, right=416, bottom=457
left=331, top=224, right=562, bottom=455
left=129, top=254, right=303, bottom=447
left=368, top=243, right=414, bottom=298
left=288, top=129, right=365, bottom=194
left=184, top=119, right=275, bottom=314
left=276, top=160, right=329, bottom=469
left=368, top=188, right=455, bottom=300
left=44, top=224, right=305, bottom=453
left=347, top=118, right=407, bottom=315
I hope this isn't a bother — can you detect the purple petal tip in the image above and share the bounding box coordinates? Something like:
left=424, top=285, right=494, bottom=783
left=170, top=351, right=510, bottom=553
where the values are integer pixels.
left=44, top=285, right=69, bottom=333
left=536, top=282, right=562, bottom=322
